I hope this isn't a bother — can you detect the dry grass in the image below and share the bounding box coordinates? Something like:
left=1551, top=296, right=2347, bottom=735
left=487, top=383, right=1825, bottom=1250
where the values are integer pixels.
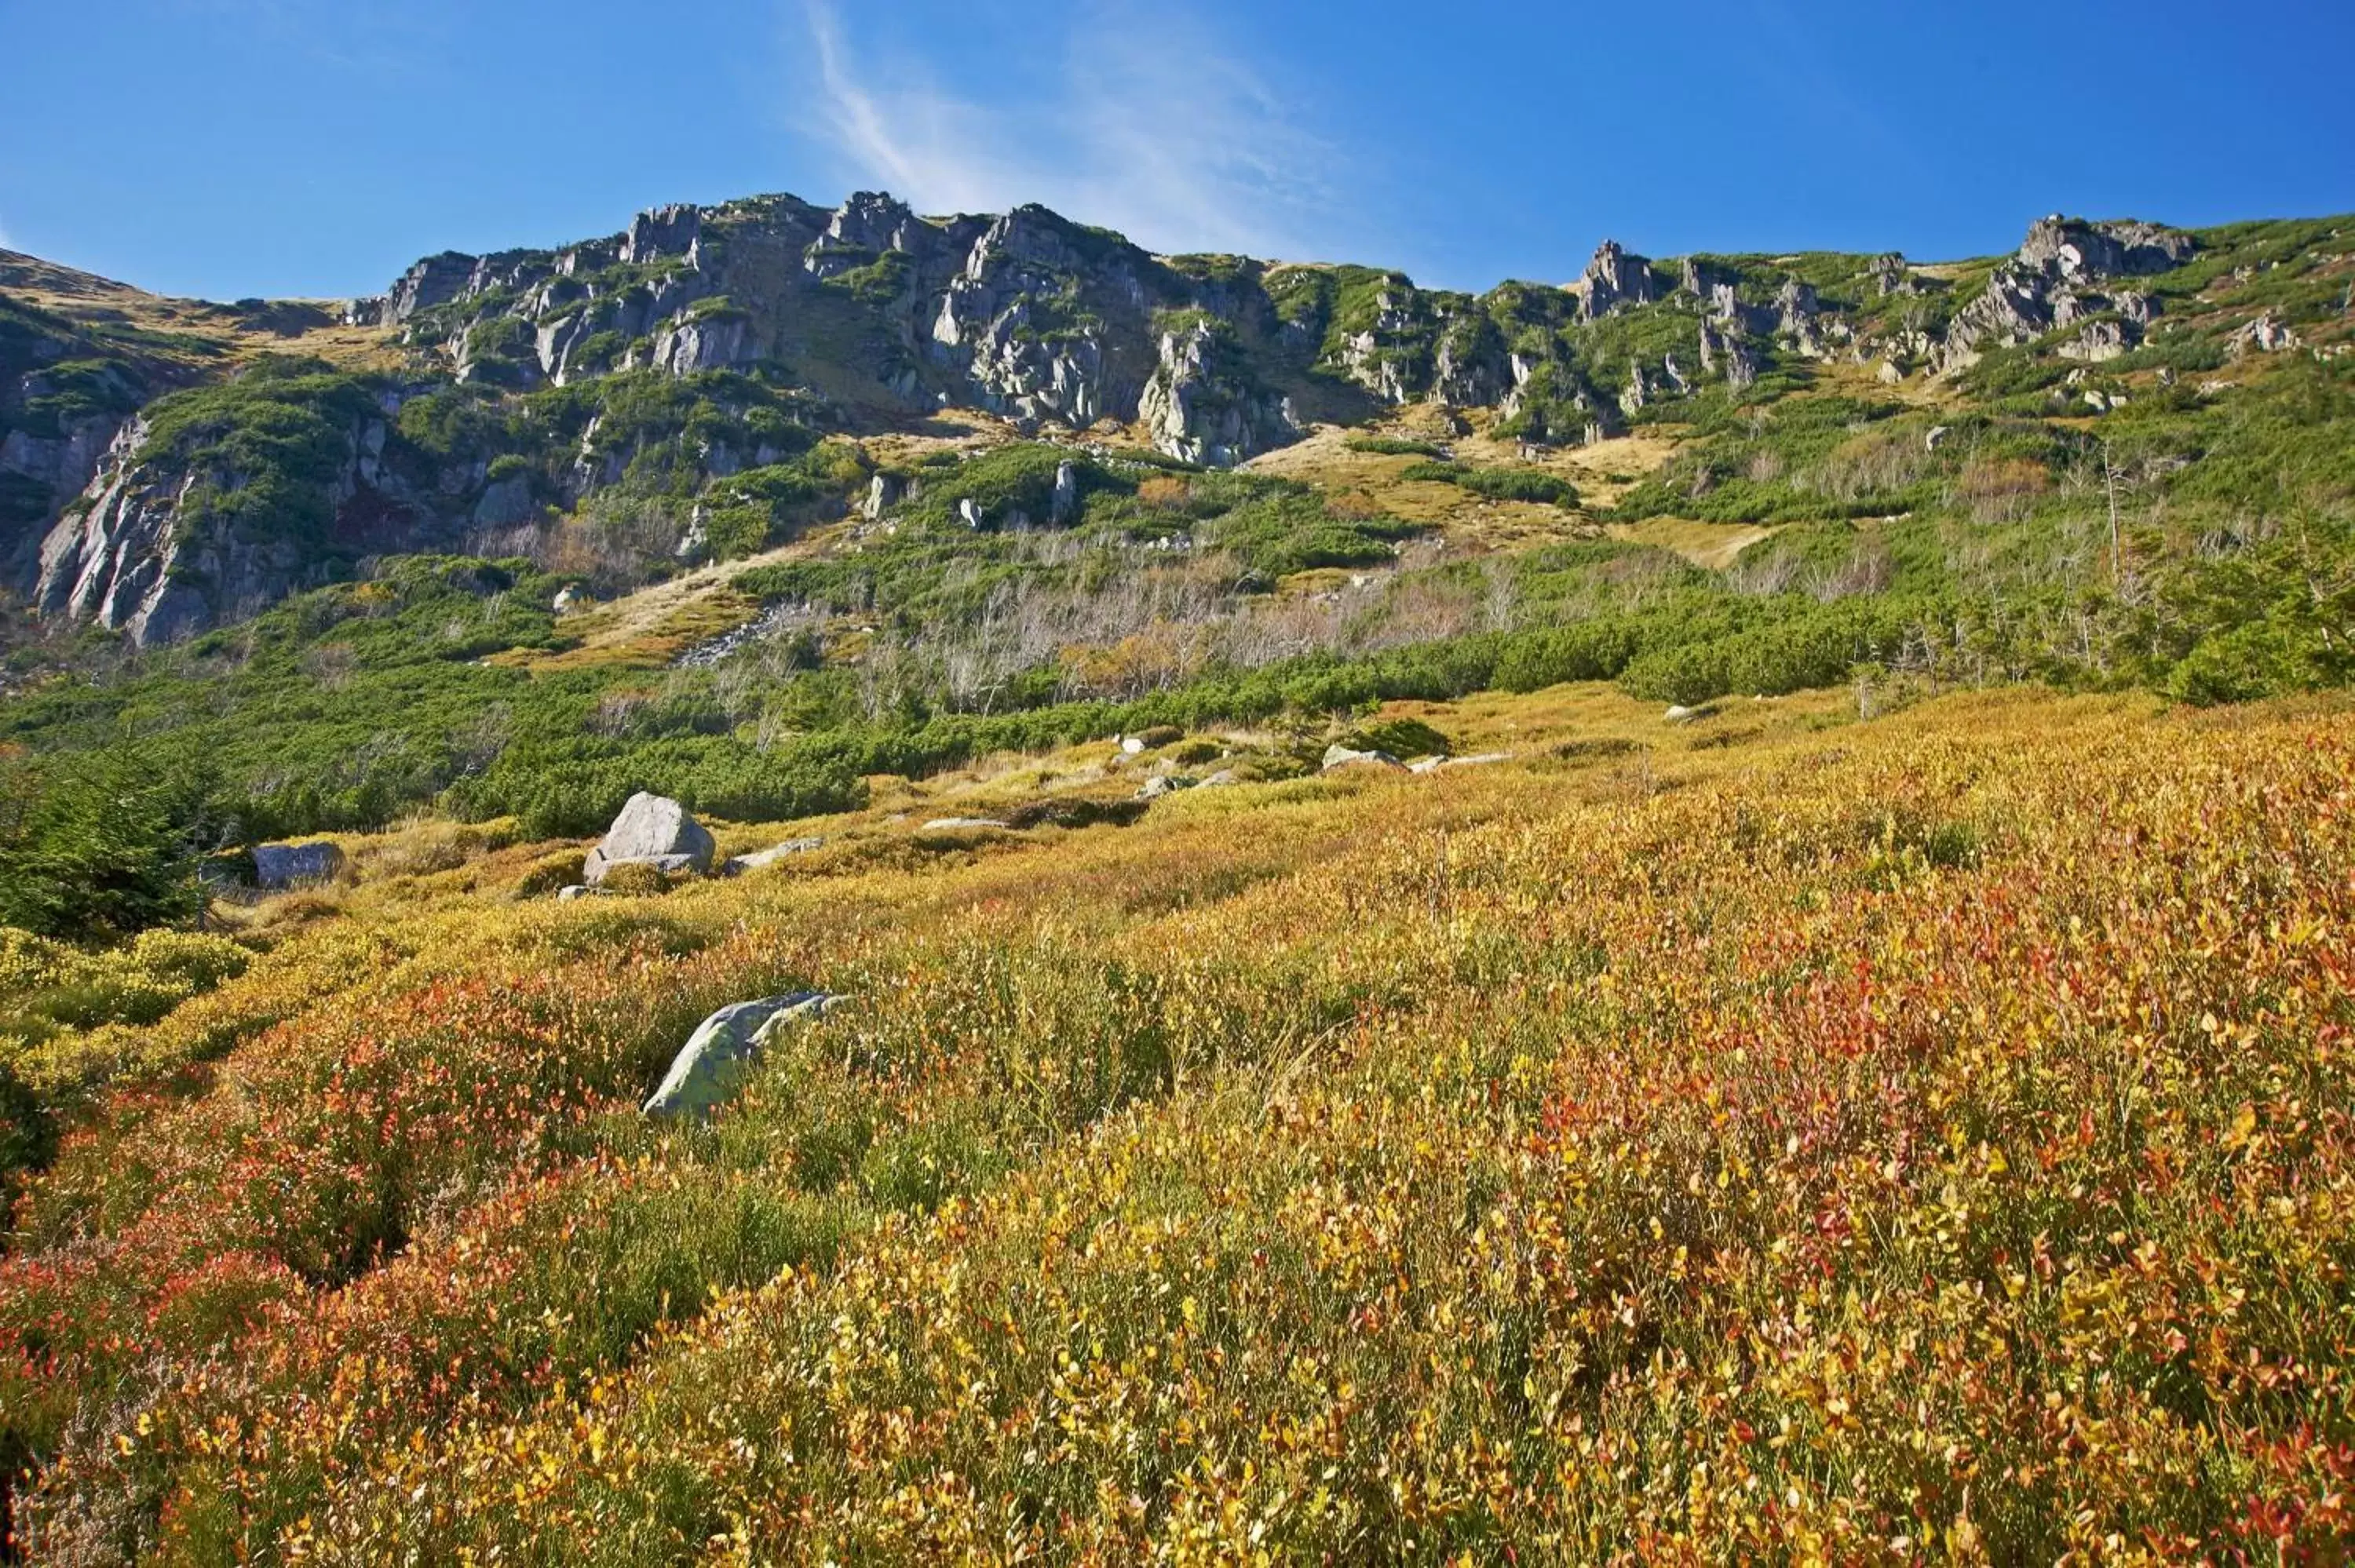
left=1607, top=515, right=1780, bottom=569
left=0, top=249, right=401, bottom=371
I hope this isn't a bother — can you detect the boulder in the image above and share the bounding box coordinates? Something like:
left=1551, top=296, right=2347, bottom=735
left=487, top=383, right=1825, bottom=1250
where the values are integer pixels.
left=1198, top=769, right=1242, bottom=788
left=555, top=884, right=601, bottom=902
left=1322, top=744, right=1404, bottom=772
left=2235, top=313, right=2302, bottom=356
left=1663, top=705, right=1701, bottom=724
left=1050, top=460, right=1081, bottom=523
left=251, top=841, right=345, bottom=889
left=643, top=992, right=843, bottom=1117
left=1134, top=774, right=1193, bottom=801
left=920, top=817, right=1009, bottom=832
left=722, top=837, right=825, bottom=875
left=583, top=793, right=716, bottom=888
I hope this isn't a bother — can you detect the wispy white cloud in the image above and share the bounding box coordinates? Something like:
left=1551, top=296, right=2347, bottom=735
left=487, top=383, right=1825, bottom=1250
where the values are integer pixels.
left=797, top=0, right=1345, bottom=261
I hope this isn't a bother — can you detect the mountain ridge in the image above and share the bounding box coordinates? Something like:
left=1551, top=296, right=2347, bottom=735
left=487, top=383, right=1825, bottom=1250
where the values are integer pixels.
left=2, top=190, right=2349, bottom=655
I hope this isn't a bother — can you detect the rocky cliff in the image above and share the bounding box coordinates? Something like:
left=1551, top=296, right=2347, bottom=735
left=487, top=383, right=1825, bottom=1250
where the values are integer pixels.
left=9, top=196, right=2237, bottom=647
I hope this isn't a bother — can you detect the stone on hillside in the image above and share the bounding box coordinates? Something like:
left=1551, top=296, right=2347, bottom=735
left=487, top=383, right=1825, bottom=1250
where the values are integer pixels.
left=1322, top=744, right=1404, bottom=772
left=921, top=817, right=1009, bottom=832
left=1134, top=774, right=1195, bottom=801
left=1199, top=769, right=1242, bottom=788
left=1050, top=460, right=1081, bottom=523
left=1120, top=735, right=1148, bottom=755
left=2235, top=313, right=2302, bottom=355
left=1926, top=425, right=1952, bottom=451
left=643, top=992, right=843, bottom=1117
left=1663, top=705, right=1701, bottom=724
left=555, top=884, right=601, bottom=902
left=723, top=837, right=825, bottom=876
left=583, top=793, right=716, bottom=888
left=252, top=841, right=345, bottom=890
left=862, top=472, right=907, bottom=520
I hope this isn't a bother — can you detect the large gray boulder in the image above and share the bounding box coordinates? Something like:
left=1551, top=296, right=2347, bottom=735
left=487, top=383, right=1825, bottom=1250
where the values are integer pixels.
left=584, top=793, right=715, bottom=887
left=644, top=991, right=843, bottom=1116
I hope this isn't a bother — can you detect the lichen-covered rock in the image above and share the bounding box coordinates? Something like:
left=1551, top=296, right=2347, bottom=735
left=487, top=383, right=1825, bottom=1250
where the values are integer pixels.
left=582, top=793, right=715, bottom=887
left=643, top=992, right=843, bottom=1117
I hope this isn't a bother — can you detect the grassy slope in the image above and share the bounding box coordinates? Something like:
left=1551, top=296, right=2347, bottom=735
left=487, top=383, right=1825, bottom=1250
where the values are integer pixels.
left=4, top=686, right=2353, bottom=1560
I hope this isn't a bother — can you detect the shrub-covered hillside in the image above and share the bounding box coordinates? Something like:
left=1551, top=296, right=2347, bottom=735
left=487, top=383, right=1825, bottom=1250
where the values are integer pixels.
left=2, top=689, right=2353, bottom=1559
left=5, top=192, right=2355, bottom=1560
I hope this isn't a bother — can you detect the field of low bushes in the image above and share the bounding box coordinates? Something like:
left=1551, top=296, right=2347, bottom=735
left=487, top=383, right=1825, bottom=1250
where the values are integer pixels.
left=2, top=686, right=2351, bottom=1560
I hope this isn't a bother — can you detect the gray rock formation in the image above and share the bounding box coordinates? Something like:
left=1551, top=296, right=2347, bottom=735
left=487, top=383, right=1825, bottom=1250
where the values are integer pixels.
left=2236, top=312, right=2302, bottom=355
left=1579, top=241, right=1659, bottom=320
left=1937, top=217, right=2193, bottom=374
left=2019, top=217, right=2196, bottom=283
left=1322, top=744, right=1405, bottom=772
left=252, top=841, right=345, bottom=888
left=1137, top=320, right=1296, bottom=465
left=643, top=991, right=843, bottom=1117
left=1698, top=319, right=1759, bottom=390
left=652, top=312, right=753, bottom=375
left=583, top=793, right=716, bottom=886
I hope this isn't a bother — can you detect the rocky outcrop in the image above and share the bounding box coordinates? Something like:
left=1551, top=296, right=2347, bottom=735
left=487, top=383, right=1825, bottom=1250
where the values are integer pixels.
left=36, top=420, right=295, bottom=645
left=1936, top=217, right=2193, bottom=374
left=1137, top=320, right=1297, bottom=465
left=2235, top=312, right=2302, bottom=355
left=1699, top=319, right=1758, bottom=389
left=2018, top=217, right=2195, bottom=283
left=624, top=203, right=702, bottom=265
left=1579, top=241, right=1660, bottom=319
left=652, top=312, right=754, bottom=375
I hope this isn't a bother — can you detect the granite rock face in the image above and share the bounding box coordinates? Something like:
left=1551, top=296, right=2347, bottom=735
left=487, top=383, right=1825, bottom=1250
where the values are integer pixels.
left=9, top=196, right=2237, bottom=645
left=1935, top=217, right=2194, bottom=373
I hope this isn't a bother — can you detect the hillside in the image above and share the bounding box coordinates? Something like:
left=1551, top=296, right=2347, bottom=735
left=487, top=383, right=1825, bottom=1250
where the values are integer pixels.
left=0, top=198, right=2351, bottom=851
left=4, top=688, right=2353, bottom=1559
left=4, top=191, right=2355, bottom=1561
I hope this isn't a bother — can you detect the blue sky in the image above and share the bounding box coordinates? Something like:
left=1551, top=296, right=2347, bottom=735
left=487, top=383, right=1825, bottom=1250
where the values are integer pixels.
left=5, top=0, right=2352, bottom=301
